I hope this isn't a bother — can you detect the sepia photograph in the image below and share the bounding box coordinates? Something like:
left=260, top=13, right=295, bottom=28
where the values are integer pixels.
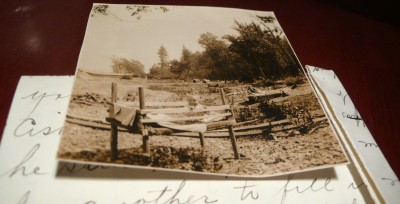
left=57, top=4, right=348, bottom=177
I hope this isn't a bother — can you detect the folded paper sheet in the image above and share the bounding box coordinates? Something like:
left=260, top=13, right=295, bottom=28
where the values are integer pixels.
left=0, top=69, right=399, bottom=203
left=306, top=65, right=400, bottom=203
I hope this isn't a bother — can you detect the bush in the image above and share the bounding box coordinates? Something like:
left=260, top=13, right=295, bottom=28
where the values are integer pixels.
left=190, top=149, right=210, bottom=171
left=234, top=97, right=286, bottom=122
left=258, top=99, right=286, bottom=121
left=235, top=104, right=261, bottom=122
left=281, top=102, right=315, bottom=134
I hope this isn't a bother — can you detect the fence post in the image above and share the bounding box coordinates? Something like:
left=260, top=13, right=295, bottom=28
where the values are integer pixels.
left=220, top=88, right=240, bottom=159
left=199, top=132, right=205, bottom=147
left=139, top=87, right=150, bottom=153
left=110, top=83, right=118, bottom=160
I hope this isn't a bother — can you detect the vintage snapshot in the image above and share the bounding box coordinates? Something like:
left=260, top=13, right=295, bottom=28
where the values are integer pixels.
left=57, top=4, right=348, bottom=177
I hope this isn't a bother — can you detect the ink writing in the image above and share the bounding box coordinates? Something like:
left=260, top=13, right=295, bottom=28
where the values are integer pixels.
left=381, top=178, right=400, bottom=186
left=278, top=175, right=334, bottom=204
left=14, top=117, right=62, bottom=137
left=342, top=112, right=362, bottom=121
left=0, top=144, right=46, bottom=178
left=86, top=180, right=218, bottom=204
left=233, top=181, right=259, bottom=201
left=57, top=163, right=109, bottom=174
left=21, top=91, right=69, bottom=117
left=18, top=191, right=31, bottom=204
left=347, top=182, right=365, bottom=190
left=341, top=109, right=365, bottom=127
left=358, top=141, right=377, bottom=148
left=337, top=90, right=349, bottom=106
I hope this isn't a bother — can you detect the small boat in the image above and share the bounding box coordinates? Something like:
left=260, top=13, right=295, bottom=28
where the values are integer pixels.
left=79, top=68, right=134, bottom=78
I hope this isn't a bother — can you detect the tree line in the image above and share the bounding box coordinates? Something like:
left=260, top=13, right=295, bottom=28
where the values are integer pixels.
left=113, top=16, right=302, bottom=82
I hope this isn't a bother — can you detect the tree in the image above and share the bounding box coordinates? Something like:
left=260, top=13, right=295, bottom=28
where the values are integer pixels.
left=148, top=45, right=176, bottom=79
left=198, top=33, right=235, bottom=80
left=126, top=5, right=169, bottom=19
left=157, top=45, right=169, bottom=78
left=169, top=47, right=210, bottom=80
left=255, top=15, right=300, bottom=76
left=111, top=57, right=145, bottom=77
left=180, top=46, right=193, bottom=79
left=169, top=59, right=184, bottom=78
left=149, top=63, right=176, bottom=79
left=91, top=4, right=169, bottom=19
left=226, top=20, right=294, bottom=81
left=149, top=64, right=162, bottom=78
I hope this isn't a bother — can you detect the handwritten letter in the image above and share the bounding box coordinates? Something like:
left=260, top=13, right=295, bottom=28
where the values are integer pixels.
left=0, top=74, right=398, bottom=203
left=307, top=65, right=400, bottom=203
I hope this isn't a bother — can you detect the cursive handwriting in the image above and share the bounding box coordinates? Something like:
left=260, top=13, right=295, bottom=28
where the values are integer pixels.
left=358, top=141, right=377, bottom=148
left=347, top=182, right=365, bottom=190
left=342, top=112, right=362, bottom=121
left=21, top=91, right=69, bottom=117
left=135, top=180, right=217, bottom=204
left=86, top=180, right=217, bottom=204
left=309, top=66, right=337, bottom=79
left=57, top=163, right=109, bottom=174
left=381, top=178, right=400, bottom=186
left=278, top=175, right=334, bottom=204
left=233, top=181, right=259, bottom=201
left=341, top=109, right=365, bottom=128
left=14, top=118, right=62, bottom=137
left=337, top=90, right=349, bottom=106
left=0, top=144, right=46, bottom=178
left=18, top=191, right=31, bottom=204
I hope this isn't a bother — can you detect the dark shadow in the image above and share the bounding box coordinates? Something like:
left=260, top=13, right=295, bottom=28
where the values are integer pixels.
left=56, top=160, right=339, bottom=181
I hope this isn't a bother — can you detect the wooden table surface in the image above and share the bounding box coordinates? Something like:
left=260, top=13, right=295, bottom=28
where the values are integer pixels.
left=1, top=1, right=399, bottom=178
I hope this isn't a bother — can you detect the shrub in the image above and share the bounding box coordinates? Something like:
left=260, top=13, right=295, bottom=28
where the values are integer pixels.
left=258, top=99, right=286, bottom=121
left=190, top=149, right=209, bottom=171
left=235, top=104, right=261, bottom=122
left=281, top=102, right=315, bottom=134
left=235, top=97, right=287, bottom=122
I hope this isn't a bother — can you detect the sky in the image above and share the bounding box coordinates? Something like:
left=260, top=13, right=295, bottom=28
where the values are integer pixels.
left=77, top=4, right=280, bottom=73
